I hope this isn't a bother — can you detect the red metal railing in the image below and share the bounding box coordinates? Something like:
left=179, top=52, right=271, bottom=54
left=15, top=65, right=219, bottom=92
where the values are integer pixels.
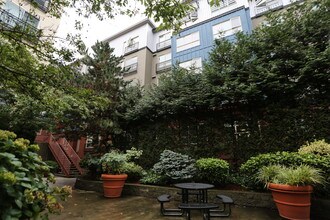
left=57, top=138, right=83, bottom=175
left=47, top=134, right=72, bottom=176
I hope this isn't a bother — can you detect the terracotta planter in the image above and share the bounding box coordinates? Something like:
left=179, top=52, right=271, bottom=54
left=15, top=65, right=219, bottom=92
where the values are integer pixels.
left=101, top=174, right=128, bottom=198
left=268, top=183, right=313, bottom=220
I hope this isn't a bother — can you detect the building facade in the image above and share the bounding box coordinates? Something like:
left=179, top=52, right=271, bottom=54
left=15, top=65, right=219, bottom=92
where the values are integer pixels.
left=103, top=0, right=297, bottom=87
left=0, top=0, right=61, bottom=36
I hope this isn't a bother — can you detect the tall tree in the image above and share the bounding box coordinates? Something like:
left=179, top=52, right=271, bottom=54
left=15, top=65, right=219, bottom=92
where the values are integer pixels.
left=204, top=0, right=330, bottom=107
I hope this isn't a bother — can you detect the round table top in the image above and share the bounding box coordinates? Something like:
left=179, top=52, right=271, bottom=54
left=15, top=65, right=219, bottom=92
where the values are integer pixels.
left=174, top=182, right=214, bottom=190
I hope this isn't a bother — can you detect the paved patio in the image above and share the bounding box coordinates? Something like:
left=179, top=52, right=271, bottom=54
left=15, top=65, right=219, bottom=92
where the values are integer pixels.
left=49, top=177, right=281, bottom=220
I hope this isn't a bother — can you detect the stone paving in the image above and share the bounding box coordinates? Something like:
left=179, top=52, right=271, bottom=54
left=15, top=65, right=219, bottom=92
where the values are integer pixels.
left=49, top=177, right=281, bottom=220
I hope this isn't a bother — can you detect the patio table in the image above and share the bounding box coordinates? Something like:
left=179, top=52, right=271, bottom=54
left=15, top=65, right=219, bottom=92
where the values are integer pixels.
left=174, top=183, right=214, bottom=203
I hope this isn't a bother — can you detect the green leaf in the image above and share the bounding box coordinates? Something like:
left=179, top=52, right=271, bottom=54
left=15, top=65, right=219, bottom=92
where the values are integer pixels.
left=15, top=199, right=22, bottom=209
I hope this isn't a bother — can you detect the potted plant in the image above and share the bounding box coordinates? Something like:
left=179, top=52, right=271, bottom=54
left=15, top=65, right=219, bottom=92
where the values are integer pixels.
left=99, top=148, right=143, bottom=198
left=99, top=150, right=128, bottom=198
left=258, top=165, right=324, bottom=220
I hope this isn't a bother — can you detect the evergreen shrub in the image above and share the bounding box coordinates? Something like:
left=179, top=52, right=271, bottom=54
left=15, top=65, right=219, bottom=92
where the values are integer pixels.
left=195, top=158, right=229, bottom=185
left=152, top=150, right=196, bottom=183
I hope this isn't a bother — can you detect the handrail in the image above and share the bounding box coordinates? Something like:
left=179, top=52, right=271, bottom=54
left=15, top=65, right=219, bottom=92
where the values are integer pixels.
left=124, top=42, right=139, bottom=54
left=156, top=39, right=171, bottom=50
left=47, top=134, right=71, bottom=176
left=58, top=138, right=83, bottom=175
left=156, top=60, right=171, bottom=73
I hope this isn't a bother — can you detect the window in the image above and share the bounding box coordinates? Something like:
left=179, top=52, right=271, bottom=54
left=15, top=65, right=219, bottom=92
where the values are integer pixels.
left=176, top=32, right=200, bottom=52
left=212, top=16, right=242, bottom=39
left=179, top=57, right=202, bottom=70
left=156, top=53, right=171, bottom=73
left=2, top=0, right=40, bottom=28
left=157, top=32, right=171, bottom=50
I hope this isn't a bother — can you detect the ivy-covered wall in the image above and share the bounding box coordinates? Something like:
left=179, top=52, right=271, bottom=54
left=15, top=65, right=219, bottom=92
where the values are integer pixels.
left=120, top=106, right=329, bottom=169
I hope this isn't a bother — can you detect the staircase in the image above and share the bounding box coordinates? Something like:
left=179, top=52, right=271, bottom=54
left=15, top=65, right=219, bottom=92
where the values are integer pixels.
left=35, top=130, right=83, bottom=177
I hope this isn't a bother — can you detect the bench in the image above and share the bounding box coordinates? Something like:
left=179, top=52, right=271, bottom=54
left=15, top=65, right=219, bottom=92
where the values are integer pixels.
left=178, top=203, right=219, bottom=220
left=210, top=195, right=234, bottom=217
left=157, top=194, right=182, bottom=216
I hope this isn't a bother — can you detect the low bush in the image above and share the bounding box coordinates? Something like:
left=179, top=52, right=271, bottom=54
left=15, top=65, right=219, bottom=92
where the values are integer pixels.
left=195, top=158, right=229, bottom=185
left=79, top=153, right=101, bottom=179
left=240, top=151, right=330, bottom=197
left=122, top=162, right=144, bottom=182
left=0, top=130, right=71, bottom=219
left=44, top=160, right=59, bottom=173
left=298, top=139, right=330, bottom=155
left=152, top=150, right=196, bottom=184
left=140, top=170, right=166, bottom=185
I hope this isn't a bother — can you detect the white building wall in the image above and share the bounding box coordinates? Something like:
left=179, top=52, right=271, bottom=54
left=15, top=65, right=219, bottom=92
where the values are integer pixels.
left=107, top=23, right=150, bottom=56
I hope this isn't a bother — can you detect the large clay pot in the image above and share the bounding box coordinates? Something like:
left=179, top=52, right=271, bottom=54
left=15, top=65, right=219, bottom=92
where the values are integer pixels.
left=268, top=183, right=313, bottom=220
left=101, top=174, right=128, bottom=198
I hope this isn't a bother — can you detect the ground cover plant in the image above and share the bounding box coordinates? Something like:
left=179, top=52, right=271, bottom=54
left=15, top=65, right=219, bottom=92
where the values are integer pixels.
left=0, top=130, right=71, bottom=219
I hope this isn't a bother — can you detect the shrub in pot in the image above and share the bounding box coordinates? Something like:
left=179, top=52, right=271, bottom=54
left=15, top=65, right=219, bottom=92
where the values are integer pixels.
left=239, top=151, right=330, bottom=197
left=99, top=147, right=142, bottom=198
left=195, top=158, right=229, bottom=185
left=258, top=165, right=324, bottom=220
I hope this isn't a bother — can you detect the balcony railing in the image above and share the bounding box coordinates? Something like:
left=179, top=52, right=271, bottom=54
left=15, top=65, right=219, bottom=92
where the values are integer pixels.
left=31, top=0, right=49, bottom=12
left=156, top=60, right=171, bottom=73
left=0, top=9, right=39, bottom=35
left=124, top=63, right=138, bottom=75
left=255, top=0, right=283, bottom=15
left=211, top=0, right=236, bottom=12
left=124, top=42, right=139, bottom=54
left=181, top=10, right=198, bottom=23
left=156, top=39, right=171, bottom=51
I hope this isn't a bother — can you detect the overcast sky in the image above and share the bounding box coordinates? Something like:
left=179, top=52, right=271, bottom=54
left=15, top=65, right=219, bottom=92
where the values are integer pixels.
left=55, top=6, right=148, bottom=49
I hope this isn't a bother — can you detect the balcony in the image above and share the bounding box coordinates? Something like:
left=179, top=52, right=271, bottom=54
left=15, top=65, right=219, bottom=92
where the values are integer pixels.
left=0, top=9, right=39, bottom=35
left=31, top=0, right=49, bottom=12
left=124, top=63, right=138, bottom=75
left=211, top=0, right=236, bottom=12
left=124, top=42, right=139, bottom=55
left=181, top=10, right=198, bottom=23
left=156, top=60, right=171, bottom=73
left=255, top=0, right=283, bottom=16
left=156, top=39, right=171, bottom=51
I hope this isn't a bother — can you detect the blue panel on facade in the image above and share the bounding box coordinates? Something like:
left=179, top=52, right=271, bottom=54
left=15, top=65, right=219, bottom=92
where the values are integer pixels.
left=171, top=7, right=252, bottom=66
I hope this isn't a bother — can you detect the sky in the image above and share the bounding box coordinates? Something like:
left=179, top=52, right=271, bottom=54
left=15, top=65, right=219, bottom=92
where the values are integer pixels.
left=55, top=6, right=148, bottom=49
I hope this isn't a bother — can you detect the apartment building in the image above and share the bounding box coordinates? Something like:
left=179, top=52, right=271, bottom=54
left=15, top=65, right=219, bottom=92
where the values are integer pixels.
left=102, top=0, right=254, bottom=86
left=0, top=0, right=61, bottom=36
left=104, top=19, right=172, bottom=86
